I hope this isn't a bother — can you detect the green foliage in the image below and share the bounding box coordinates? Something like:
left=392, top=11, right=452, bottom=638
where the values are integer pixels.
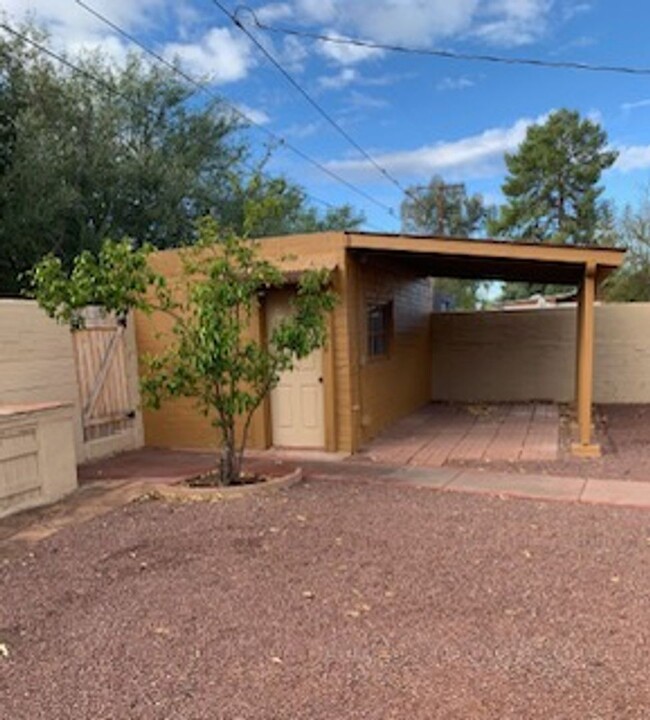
left=29, top=240, right=170, bottom=326
left=604, top=191, right=650, bottom=301
left=491, top=110, right=618, bottom=301
left=401, top=176, right=493, bottom=310
left=31, top=217, right=337, bottom=485
left=401, top=175, right=491, bottom=238
left=489, top=110, right=617, bottom=246
left=0, top=24, right=364, bottom=296
left=224, top=170, right=365, bottom=238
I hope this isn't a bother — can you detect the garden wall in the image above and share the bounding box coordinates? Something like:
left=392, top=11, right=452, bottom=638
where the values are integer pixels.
left=0, top=300, right=143, bottom=463
left=431, top=303, right=650, bottom=403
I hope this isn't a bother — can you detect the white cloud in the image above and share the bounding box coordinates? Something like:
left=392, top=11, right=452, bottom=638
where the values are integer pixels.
left=621, top=99, right=650, bottom=113
left=473, top=0, right=552, bottom=46
left=346, top=90, right=389, bottom=110
left=294, top=0, right=553, bottom=47
left=256, top=3, right=294, bottom=23
left=0, top=0, right=163, bottom=59
left=233, top=104, right=270, bottom=125
left=436, top=75, right=475, bottom=91
left=327, top=115, right=546, bottom=180
left=316, top=29, right=384, bottom=65
left=283, top=121, right=321, bottom=138
left=164, top=28, right=253, bottom=84
left=1, top=1, right=254, bottom=84
left=295, top=0, right=337, bottom=24
left=561, top=1, right=591, bottom=21
left=319, top=67, right=358, bottom=89
left=615, top=146, right=650, bottom=172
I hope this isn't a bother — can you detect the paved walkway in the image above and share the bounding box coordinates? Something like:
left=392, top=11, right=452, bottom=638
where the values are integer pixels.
left=304, top=460, right=650, bottom=509
left=3, top=449, right=650, bottom=555
left=358, top=403, right=560, bottom=466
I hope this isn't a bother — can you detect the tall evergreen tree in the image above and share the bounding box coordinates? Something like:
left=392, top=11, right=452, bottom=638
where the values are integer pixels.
left=490, top=109, right=617, bottom=246
left=489, top=110, right=618, bottom=300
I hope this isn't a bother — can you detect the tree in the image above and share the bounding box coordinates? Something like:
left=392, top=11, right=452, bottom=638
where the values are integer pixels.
left=604, top=191, right=650, bottom=301
left=224, top=171, right=365, bottom=238
left=29, top=217, right=337, bottom=486
left=490, top=109, right=617, bottom=246
left=400, top=176, right=492, bottom=309
left=489, top=109, right=618, bottom=300
left=0, top=25, right=365, bottom=295
left=0, top=29, right=244, bottom=295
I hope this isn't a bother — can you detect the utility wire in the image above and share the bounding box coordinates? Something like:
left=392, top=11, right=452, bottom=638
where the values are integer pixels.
left=246, top=10, right=650, bottom=77
left=74, top=0, right=396, bottom=221
left=213, top=0, right=428, bottom=216
left=0, top=22, right=133, bottom=102
left=0, top=20, right=374, bottom=233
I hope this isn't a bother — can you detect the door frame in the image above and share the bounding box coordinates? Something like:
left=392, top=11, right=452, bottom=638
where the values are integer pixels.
left=260, top=288, right=337, bottom=451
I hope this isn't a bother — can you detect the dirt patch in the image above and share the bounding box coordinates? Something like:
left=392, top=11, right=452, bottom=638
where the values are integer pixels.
left=450, top=404, right=650, bottom=482
left=1, top=478, right=649, bottom=719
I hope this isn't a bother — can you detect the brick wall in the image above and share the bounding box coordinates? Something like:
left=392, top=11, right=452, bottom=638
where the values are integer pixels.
left=355, top=256, right=433, bottom=442
left=431, top=303, right=650, bottom=403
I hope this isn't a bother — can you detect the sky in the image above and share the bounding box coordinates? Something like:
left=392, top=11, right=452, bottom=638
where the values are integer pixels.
left=4, top=0, right=650, bottom=232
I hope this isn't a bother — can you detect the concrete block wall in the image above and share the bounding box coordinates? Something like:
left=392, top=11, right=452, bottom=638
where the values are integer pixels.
left=0, top=300, right=143, bottom=463
left=0, top=403, right=77, bottom=518
left=431, top=303, right=650, bottom=403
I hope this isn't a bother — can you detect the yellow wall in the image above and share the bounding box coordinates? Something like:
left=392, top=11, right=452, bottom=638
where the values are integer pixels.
left=135, top=233, right=354, bottom=452
left=352, top=255, right=433, bottom=444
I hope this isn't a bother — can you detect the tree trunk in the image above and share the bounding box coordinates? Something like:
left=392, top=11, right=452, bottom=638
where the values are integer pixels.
left=219, top=431, right=241, bottom=486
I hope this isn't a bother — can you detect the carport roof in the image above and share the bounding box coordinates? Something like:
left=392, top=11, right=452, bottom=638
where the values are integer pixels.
left=344, top=231, right=625, bottom=285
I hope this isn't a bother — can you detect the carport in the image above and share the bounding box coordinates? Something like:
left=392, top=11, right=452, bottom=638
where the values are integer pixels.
left=346, top=232, right=626, bottom=456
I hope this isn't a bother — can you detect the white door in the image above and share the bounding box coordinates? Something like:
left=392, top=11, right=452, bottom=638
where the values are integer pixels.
left=266, top=291, right=325, bottom=448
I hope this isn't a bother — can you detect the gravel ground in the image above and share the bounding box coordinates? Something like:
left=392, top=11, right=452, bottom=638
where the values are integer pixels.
left=1, top=477, right=649, bottom=719
left=453, top=404, right=650, bottom=482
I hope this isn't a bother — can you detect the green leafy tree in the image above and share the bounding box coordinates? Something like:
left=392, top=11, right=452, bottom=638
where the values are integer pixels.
left=0, top=25, right=364, bottom=295
left=224, top=170, right=365, bottom=238
left=30, top=217, right=337, bottom=485
left=0, top=28, right=242, bottom=294
left=489, top=109, right=618, bottom=300
left=604, top=191, right=650, bottom=301
left=400, top=176, right=492, bottom=310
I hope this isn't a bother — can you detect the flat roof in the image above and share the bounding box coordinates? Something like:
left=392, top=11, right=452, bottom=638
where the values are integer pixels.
left=344, top=231, right=625, bottom=284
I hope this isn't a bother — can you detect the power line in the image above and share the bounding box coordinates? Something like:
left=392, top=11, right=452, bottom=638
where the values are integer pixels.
left=212, top=0, right=427, bottom=215
left=0, top=22, right=132, bottom=102
left=247, top=10, right=650, bottom=78
left=0, top=21, right=374, bottom=230
left=74, top=0, right=396, bottom=222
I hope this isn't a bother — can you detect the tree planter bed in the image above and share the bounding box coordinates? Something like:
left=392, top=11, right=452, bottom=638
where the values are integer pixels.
left=145, top=466, right=303, bottom=503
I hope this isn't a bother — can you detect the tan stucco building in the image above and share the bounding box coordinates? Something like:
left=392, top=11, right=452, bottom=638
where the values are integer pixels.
left=135, top=231, right=624, bottom=457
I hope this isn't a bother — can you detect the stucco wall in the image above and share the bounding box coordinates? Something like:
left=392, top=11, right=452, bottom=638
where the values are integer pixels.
left=431, top=303, right=650, bottom=403
left=0, top=300, right=143, bottom=462
left=0, top=403, right=77, bottom=518
left=355, top=256, right=433, bottom=442
left=136, top=233, right=354, bottom=452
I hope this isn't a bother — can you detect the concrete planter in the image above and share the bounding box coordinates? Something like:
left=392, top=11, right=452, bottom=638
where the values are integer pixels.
left=145, top=466, right=303, bottom=504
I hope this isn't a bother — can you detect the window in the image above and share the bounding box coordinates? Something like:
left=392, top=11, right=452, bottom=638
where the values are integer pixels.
left=367, top=302, right=392, bottom=358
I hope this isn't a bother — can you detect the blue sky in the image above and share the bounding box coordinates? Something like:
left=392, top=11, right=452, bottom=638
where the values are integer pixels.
left=4, top=0, right=650, bottom=232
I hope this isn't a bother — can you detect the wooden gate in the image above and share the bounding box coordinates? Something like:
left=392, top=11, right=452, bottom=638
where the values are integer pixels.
left=72, top=309, right=135, bottom=442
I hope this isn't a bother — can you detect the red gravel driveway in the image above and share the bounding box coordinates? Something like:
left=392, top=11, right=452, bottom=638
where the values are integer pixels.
left=1, top=477, right=649, bottom=719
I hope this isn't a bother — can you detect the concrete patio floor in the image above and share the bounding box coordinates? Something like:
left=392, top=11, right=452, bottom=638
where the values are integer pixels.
left=357, top=402, right=560, bottom=466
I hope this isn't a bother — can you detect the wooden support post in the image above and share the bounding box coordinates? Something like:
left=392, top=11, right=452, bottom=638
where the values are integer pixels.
left=571, top=263, right=600, bottom=457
